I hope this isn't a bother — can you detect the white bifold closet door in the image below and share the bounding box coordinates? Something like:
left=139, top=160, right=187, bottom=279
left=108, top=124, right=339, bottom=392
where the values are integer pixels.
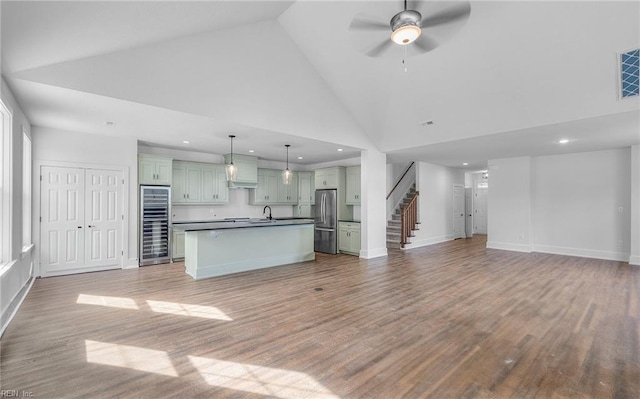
left=40, top=166, right=122, bottom=276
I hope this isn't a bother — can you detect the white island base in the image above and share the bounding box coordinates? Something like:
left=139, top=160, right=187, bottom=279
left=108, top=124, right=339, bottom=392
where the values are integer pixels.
left=184, top=223, right=315, bottom=280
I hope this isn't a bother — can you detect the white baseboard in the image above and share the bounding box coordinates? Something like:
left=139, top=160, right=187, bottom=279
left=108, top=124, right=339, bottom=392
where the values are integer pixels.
left=486, top=241, right=532, bottom=253
left=404, top=235, right=454, bottom=250
left=41, top=264, right=120, bottom=278
left=0, top=276, right=35, bottom=338
left=359, top=248, right=388, bottom=259
left=123, top=258, right=139, bottom=269
left=630, top=254, right=640, bottom=266
left=534, top=245, right=629, bottom=262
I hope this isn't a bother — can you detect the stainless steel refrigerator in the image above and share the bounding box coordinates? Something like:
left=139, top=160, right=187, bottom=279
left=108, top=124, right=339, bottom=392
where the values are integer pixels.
left=314, top=189, right=338, bottom=254
left=139, top=185, right=171, bottom=265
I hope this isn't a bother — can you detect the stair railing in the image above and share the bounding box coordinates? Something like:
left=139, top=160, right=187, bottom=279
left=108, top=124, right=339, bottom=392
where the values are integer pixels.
left=400, top=191, right=419, bottom=248
left=387, top=162, right=415, bottom=200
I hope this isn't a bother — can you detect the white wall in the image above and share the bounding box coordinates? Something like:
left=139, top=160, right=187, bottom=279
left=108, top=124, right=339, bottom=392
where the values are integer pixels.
left=631, top=145, right=640, bottom=265
left=532, top=149, right=631, bottom=261
left=406, top=162, right=465, bottom=248
left=0, top=78, right=34, bottom=336
left=32, top=127, right=139, bottom=267
left=486, top=157, right=533, bottom=252
left=487, top=149, right=635, bottom=262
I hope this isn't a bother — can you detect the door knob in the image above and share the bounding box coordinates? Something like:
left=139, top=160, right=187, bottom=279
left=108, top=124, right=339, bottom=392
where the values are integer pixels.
left=88, top=225, right=96, bottom=228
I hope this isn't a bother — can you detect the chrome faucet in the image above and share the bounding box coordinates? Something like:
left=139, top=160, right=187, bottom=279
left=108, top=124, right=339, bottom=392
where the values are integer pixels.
left=263, top=205, right=272, bottom=220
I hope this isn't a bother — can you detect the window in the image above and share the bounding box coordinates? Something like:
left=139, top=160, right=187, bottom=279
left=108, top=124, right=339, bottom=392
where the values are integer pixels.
left=22, top=130, right=32, bottom=249
left=1, top=99, right=13, bottom=265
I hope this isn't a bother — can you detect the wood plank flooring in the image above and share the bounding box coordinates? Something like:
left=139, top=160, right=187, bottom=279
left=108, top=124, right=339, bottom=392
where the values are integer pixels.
left=1, top=236, right=639, bottom=398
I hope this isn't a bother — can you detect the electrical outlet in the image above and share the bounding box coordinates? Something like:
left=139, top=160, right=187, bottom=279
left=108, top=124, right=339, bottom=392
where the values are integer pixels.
left=518, top=234, right=525, bottom=240
left=209, top=209, right=215, bottom=214
left=618, top=207, right=624, bottom=214
left=618, top=240, right=624, bottom=248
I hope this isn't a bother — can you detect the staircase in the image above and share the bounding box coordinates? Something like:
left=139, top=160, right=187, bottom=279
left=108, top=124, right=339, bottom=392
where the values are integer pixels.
left=387, top=184, right=420, bottom=249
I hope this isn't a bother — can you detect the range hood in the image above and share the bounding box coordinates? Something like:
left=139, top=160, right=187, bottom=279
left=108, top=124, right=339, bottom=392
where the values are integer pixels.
left=228, top=180, right=258, bottom=189
left=223, top=153, right=258, bottom=189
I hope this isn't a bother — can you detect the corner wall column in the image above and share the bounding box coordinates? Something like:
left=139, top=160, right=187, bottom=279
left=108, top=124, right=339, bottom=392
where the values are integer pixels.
left=360, top=149, right=388, bottom=259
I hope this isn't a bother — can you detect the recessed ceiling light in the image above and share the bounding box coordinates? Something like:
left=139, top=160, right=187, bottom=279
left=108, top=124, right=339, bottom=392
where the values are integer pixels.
left=463, top=162, right=468, bottom=166
left=297, top=156, right=303, bottom=160
left=558, top=139, right=569, bottom=144
left=419, top=120, right=434, bottom=126
left=182, top=140, right=190, bottom=144
left=104, top=121, right=116, bottom=127
left=248, top=150, right=255, bottom=153
left=337, top=148, right=344, bottom=152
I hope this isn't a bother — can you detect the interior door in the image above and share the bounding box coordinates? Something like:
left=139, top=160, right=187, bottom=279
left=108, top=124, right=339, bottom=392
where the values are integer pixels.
left=84, top=169, right=122, bottom=268
left=41, top=165, right=123, bottom=276
left=453, top=184, right=465, bottom=239
left=40, top=166, right=86, bottom=274
left=465, top=187, right=473, bottom=237
left=474, top=188, right=488, bottom=234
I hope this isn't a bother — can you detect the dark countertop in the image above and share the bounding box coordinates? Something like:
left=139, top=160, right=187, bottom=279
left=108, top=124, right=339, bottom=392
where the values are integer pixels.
left=172, top=218, right=314, bottom=231
left=339, top=220, right=361, bottom=223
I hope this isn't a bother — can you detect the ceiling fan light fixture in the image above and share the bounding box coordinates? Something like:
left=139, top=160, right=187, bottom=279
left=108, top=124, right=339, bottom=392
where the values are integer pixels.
left=391, top=24, right=421, bottom=45
left=390, top=9, right=422, bottom=45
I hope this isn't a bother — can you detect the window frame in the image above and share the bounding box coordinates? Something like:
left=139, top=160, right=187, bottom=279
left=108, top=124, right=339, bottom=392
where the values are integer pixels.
left=22, top=128, right=32, bottom=251
left=1, top=98, right=13, bottom=267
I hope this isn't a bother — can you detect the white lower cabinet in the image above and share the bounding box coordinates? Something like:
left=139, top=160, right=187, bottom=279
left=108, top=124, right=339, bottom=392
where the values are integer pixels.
left=338, top=221, right=361, bottom=256
left=172, top=230, right=185, bottom=260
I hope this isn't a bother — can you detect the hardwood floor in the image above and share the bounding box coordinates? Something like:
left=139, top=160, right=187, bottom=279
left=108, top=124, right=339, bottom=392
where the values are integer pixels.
left=1, top=236, right=639, bottom=398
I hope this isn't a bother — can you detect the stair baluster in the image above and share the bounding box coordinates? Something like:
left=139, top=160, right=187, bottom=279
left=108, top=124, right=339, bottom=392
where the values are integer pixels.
left=400, top=191, right=419, bottom=248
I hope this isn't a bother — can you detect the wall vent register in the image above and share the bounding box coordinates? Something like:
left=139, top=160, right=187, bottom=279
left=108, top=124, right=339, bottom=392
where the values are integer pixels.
left=620, top=49, right=639, bottom=99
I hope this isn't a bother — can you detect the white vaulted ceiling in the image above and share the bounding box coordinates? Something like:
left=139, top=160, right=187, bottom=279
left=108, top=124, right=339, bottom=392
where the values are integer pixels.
left=2, top=1, right=639, bottom=168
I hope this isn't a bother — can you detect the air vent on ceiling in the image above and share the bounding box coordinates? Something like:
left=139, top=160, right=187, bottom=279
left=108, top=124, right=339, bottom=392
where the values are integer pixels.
left=620, top=49, right=639, bottom=99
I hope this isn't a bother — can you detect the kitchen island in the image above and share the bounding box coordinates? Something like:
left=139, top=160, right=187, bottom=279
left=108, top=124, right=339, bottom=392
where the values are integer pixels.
left=172, top=219, right=315, bottom=280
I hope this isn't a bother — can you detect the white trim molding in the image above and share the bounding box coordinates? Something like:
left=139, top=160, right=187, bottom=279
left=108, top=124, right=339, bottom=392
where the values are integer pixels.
left=404, top=234, right=455, bottom=251
left=534, top=245, right=630, bottom=262
left=486, top=241, right=533, bottom=253
left=359, top=248, right=388, bottom=259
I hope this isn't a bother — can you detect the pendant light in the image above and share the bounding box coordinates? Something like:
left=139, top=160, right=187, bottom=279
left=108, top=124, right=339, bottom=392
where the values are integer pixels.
left=226, top=134, right=237, bottom=182
left=283, top=144, right=292, bottom=185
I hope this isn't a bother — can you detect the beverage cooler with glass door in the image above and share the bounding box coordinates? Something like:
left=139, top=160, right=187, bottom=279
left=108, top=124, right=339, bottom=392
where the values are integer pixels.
left=139, top=185, right=171, bottom=265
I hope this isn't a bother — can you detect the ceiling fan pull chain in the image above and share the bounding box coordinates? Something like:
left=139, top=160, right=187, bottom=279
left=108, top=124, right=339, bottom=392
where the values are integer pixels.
left=403, top=45, right=408, bottom=72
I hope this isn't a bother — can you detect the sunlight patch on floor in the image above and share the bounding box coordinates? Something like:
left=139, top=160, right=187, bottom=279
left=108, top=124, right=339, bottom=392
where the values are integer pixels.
left=188, top=356, right=340, bottom=399
left=77, top=294, right=139, bottom=310
left=146, top=300, right=233, bottom=321
left=85, top=340, right=178, bottom=377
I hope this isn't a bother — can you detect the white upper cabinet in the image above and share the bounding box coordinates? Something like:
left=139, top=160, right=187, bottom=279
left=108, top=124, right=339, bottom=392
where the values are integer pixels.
left=314, top=167, right=344, bottom=190
left=139, top=154, right=172, bottom=185
left=278, top=172, right=298, bottom=203
left=172, top=161, right=228, bottom=205
left=202, top=164, right=229, bottom=203
left=249, top=169, right=299, bottom=205
left=346, top=165, right=361, bottom=205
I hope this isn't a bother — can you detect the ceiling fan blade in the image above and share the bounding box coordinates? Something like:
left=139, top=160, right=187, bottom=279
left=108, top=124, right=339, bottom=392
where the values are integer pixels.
left=349, top=15, right=390, bottom=32
left=365, top=39, right=394, bottom=58
left=420, top=2, right=471, bottom=29
left=412, top=35, right=440, bottom=54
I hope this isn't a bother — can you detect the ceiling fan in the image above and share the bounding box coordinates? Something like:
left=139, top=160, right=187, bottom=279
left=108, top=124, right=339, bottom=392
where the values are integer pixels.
left=349, top=1, right=471, bottom=58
